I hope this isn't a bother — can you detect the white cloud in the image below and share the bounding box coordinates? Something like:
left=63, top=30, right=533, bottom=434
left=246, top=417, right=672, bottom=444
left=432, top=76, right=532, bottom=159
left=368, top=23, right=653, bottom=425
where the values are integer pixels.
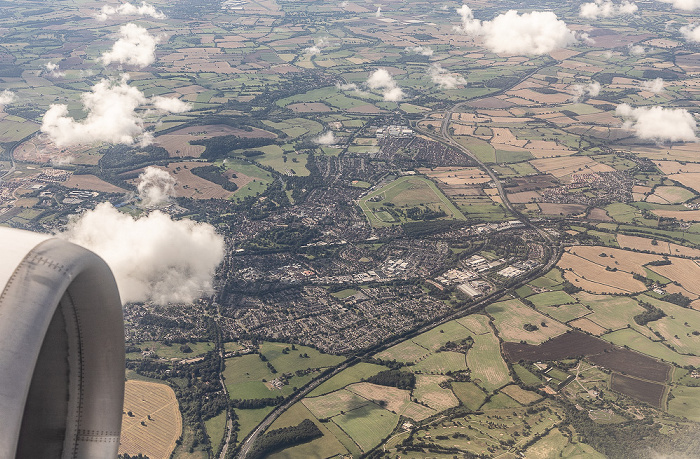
left=340, top=1, right=348, bottom=7
left=429, top=64, right=467, bottom=89
left=375, top=7, right=382, bottom=17
left=101, top=23, right=160, bottom=69
left=366, top=68, right=404, bottom=101
left=152, top=96, right=192, bottom=113
left=628, top=44, right=645, bottom=55
left=336, top=82, right=358, bottom=91
left=137, top=166, right=176, bottom=207
left=62, top=203, right=224, bottom=305
left=641, top=78, right=664, bottom=93
left=616, top=104, right=697, bottom=142
left=580, top=0, right=638, bottom=19
left=41, top=74, right=151, bottom=147
left=406, top=45, right=434, bottom=56
left=572, top=81, right=601, bottom=102
left=680, top=23, right=700, bottom=42
left=96, top=1, right=165, bottom=21
left=304, top=37, right=328, bottom=55
left=45, top=62, right=65, bottom=77
left=315, top=131, right=336, bottom=145
left=0, top=90, right=15, bottom=105
left=453, top=5, right=577, bottom=55
left=657, top=0, right=700, bottom=10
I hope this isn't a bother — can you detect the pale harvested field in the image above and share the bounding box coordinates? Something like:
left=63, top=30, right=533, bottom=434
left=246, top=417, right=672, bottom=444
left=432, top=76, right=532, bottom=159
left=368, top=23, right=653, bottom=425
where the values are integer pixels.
left=510, top=88, right=571, bottom=104
left=527, top=140, right=577, bottom=158
left=491, top=127, right=527, bottom=147
left=569, top=317, right=607, bottom=336
left=421, top=167, right=491, bottom=185
left=567, top=245, right=660, bottom=276
left=119, top=381, right=182, bottom=459
left=64, top=174, right=126, bottom=193
left=501, top=385, right=542, bottom=405
left=666, top=172, right=700, bottom=194
left=665, top=283, right=699, bottom=300
left=652, top=209, right=700, bottom=221
left=530, top=156, right=614, bottom=178
left=452, top=123, right=475, bottom=136
left=646, top=186, right=695, bottom=204
left=649, top=258, right=700, bottom=296
left=345, top=383, right=435, bottom=421
left=558, top=252, right=647, bottom=294
left=654, top=161, right=700, bottom=175
left=456, top=314, right=491, bottom=335
left=617, top=234, right=700, bottom=258
left=486, top=299, right=569, bottom=345
left=302, top=390, right=368, bottom=419
left=630, top=146, right=700, bottom=163
left=413, top=375, right=460, bottom=412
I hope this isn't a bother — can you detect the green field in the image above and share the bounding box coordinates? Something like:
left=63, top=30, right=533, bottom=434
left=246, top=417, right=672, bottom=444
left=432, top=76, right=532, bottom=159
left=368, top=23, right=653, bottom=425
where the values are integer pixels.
left=667, top=386, right=700, bottom=422
left=259, top=342, right=344, bottom=375
left=332, top=404, right=399, bottom=452
left=375, top=339, right=431, bottom=363
left=576, top=292, right=647, bottom=332
left=455, top=136, right=496, bottom=163
left=204, top=411, right=227, bottom=451
left=481, top=392, right=521, bottom=410
left=308, top=363, right=387, bottom=397
left=358, top=176, right=466, bottom=227
left=234, top=407, right=274, bottom=446
left=536, top=302, right=591, bottom=323
left=268, top=403, right=349, bottom=459
left=302, top=390, right=369, bottom=419
left=451, top=381, right=488, bottom=410
left=466, top=318, right=512, bottom=392
left=223, top=354, right=277, bottom=400
left=410, top=319, right=472, bottom=351
left=602, top=328, right=700, bottom=367
left=528, top=291, right=577, bottom=307
left=636, top=295, right=700, bottom=356
left=413, top=375, right=460, bottom=412
left=514, top=364, right=543, bottom=387
left=412, top=351, right=468, bottom=374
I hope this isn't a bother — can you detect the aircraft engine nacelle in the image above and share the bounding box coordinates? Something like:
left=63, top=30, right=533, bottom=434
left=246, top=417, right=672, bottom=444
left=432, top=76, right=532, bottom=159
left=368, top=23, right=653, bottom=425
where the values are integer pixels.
left=0, top=227, right=125, bottom=459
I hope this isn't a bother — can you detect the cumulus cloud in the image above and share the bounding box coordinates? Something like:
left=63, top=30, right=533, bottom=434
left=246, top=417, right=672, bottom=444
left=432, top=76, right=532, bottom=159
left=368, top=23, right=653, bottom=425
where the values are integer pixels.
left=44, top=62, right=65, bottom=78
left=429, top=64, right=467, bottom=89
left=304, top=37, right=328, bottom=55
left=41, top=75, right=192, bottom=147
left=572, top=81, right=601, bottom=102
left=453, top=5, right=577, bottom=55
left=336, top=82, right=359, bottom=91
left=41, top=74, right=149, bottom=147
left=406, top=45, right=434, bottom=56
left=680, top=23, right=700, bottom=42
left=0, top=90, right=15, bottom=105
left=628, top=44, right=645, bottom=55
left=62, top=203, right=224, bottom=304
left=315, top=131, right=336, bottom=145
left=366, top=68, right=404, bottom=101
left=580, top=0, right=638, bottom=19
left=340, top=1, right=348, bottom=7
left=101, top=23, right=160, bottom=68
left=657, top=0, right=700, bottom=10
left=641, top=78, right=664, bottom=93
left=137, top=166, right=176, bottom=207
left=616, top=104, right=697, bottom=142
left=375, top=7, right=382, bottom=17
left=96, top=1, right=165, bottom=21
left=152, top=96, right=192, bottom=113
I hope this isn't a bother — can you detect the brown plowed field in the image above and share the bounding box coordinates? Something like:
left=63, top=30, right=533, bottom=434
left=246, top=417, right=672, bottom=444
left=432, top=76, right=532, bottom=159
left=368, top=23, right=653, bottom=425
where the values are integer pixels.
left=610, top=373, right=665, bottom=409
left=587, top=348, right=671, bottom=383
left=502, top=331, right=614, bottom=362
